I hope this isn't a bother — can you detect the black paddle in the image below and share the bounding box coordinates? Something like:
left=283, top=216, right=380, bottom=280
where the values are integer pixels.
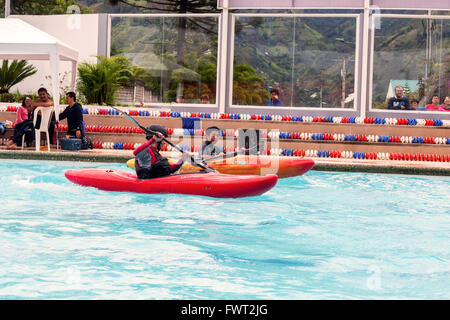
left=201, top=145, right=259, bottom=164
left=110, top=106, right=216, bottom=173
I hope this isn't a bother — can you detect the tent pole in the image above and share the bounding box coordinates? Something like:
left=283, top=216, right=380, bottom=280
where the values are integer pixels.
left=50, top=50, right=60, bottom=150
left=71, top=60, right=77, bottom=91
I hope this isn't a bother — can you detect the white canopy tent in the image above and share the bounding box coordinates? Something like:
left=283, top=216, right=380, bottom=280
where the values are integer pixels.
left=0, top=18, right=79, bottom=119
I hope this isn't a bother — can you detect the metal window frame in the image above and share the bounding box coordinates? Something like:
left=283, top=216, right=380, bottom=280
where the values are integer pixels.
left=368, top=13, right=450, bottom=119
left=228, top=13, right=362, bottom=115
left=107, top=13, right=221, bottom=109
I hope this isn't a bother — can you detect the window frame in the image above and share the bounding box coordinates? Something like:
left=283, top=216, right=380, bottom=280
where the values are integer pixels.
left=107, top=13, right=222, bottom=108
left=368, top=13, right=450, bottom=116
left=229, top=13, right=362, bottom=111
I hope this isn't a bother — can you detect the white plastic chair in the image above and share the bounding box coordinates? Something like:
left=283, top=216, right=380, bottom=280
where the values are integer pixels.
left=33, top=107, right=53, bottom=152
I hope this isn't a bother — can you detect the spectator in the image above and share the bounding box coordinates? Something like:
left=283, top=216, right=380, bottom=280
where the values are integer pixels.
left=32, top=87, right=56, bottom=144
left=425, top=95, right=445, bottom=111
left=200, top=94, right=209, bottom=104
left=443, top=96, right=450, bottom=111
left=199, top=126, right=222, bottom=159
left=0, top=120, right=12, bottom=136
left=387, top=86, right=410, bottom=110
left=133, top=124, right=189, bottom=179
left=266, top=89, right=283, bottom=106
left=410, top=99, right=419, bottom=110
left=176, top=95, right=185, bottom=103
left=58, top=92, right=84, bottom=138
left=4, top=96, right=34, bottom=149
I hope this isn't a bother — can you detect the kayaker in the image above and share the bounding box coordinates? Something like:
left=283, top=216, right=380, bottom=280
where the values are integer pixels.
left=199, top=126, right=223, bottom=159
left=133, top=124, right=189, bottom=179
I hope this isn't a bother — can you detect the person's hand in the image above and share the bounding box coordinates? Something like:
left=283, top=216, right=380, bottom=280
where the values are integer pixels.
left=154, top=132, right=164, bottom=141
left=75, top=130, right=81, bottom=138
left=400, top=105, right=405, bottom=110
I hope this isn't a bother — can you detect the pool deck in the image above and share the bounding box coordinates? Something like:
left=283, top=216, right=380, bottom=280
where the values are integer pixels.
left=1, top=146, right=449, bottom=176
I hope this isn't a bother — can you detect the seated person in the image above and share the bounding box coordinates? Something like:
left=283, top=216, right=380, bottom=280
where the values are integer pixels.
left=0, top=120, right=12, bottom=135
left=176, top=95, right=185, bottom=103
left=387, top=86, right=410, bottom=110
left=199, top=126, right=222, bottom=159
left=32, top=87, right=56, bottom=144
left=425, top=95, right=445, bottom=111
left=133, top=124, right=189, bottom=179
left=4, top=96, right=34, bottom=150
left=200, top=94, right=209, bottom=104
left=266, top=89, right=283, bottom=106
left=58, top=92, right=84, bottom=138
left=410, top=99, right=419, bottom=110
left=442, top=96, right=450, bottom=111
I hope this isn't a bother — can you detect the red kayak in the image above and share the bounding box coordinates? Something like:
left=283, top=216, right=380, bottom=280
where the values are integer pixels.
left=65, top=168, right=278, bottom=198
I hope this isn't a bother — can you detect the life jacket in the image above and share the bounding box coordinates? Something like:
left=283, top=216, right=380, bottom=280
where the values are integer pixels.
left=135, top=141, right=163, bottom=169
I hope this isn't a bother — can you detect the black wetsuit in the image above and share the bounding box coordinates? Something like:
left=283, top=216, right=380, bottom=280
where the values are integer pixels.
left=134, top=138, right=184, bottom=179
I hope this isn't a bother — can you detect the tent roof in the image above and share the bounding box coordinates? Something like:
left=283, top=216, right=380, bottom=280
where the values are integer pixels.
left=0, top=18, right=78, bottom=62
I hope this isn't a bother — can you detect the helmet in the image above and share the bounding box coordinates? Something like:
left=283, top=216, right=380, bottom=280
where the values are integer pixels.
left=146, top=124, right=168, bottom=140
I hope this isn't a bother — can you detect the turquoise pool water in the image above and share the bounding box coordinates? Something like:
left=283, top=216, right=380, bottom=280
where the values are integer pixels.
left=0, top=159, right=449, bottom=299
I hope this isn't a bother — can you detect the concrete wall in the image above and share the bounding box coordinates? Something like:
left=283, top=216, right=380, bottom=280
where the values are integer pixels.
left=8, top=14, right=106, bottom=96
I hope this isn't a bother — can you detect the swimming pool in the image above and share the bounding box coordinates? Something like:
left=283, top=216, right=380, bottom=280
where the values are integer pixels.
left=0, top=159, right=449, bottom=299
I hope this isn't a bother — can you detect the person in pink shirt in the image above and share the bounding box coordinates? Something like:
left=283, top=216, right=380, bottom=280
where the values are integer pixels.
left=5, top=96, right=34, bottom=149
left=425, top=95, right=445, bottom=111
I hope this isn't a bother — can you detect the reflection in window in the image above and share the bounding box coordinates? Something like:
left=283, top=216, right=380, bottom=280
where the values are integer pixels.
left=372, top=18, right=449, bottom=111
left=111, top=16, right=218, bottom=104
left=233, top=16, right=357, bottom=108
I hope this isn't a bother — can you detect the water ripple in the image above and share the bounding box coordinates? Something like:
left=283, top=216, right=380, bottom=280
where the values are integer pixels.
left=0, top=159, right=449, bottom=299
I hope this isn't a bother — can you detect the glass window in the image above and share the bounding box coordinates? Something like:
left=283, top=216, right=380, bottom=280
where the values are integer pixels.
left=110, top=16, right=219, bottom=104
left=372, top=17, right=449, bottom=111
left=232, top=16, right=358, bottom=108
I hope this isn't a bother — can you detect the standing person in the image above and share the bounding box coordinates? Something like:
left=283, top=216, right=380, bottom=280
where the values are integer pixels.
left=387, top=86, right=410, bottom=110
left=133, top=124, right=189, bottom=179
left=32, top=87, right=56, bottom=144
left=266, top=89, right=283, bottom=106
left=425, top=95, right=445, bottom=111
left=199, top=126, right=223, bottom=159
left=58, top=92, right=84, bottom=138
left=5, top=96, right=34, bottom=149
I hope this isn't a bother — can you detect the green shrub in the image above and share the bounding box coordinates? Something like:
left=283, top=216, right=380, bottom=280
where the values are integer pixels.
left=77, top=55, right=132, bottom=105
left=0, top=93, right=14, bottom=102
left=0, top=60, right=37, bottom=94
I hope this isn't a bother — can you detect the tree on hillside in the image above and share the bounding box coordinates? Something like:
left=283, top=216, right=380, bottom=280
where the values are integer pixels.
left=0, top=0, right=92, bottom=15
left=233, top=63, right=270, bottom=105
left=108, top=0, right=219, bottom=64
